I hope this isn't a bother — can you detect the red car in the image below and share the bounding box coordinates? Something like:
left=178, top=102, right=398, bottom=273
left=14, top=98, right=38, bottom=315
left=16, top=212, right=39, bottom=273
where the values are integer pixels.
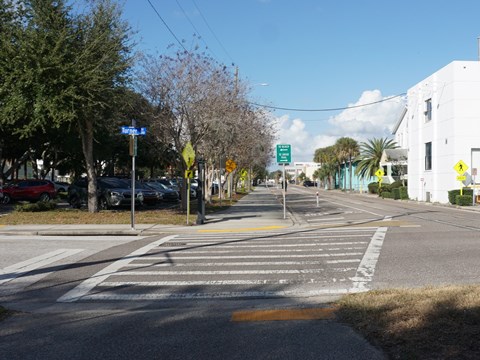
left=1, top=179, right=56, bottom=204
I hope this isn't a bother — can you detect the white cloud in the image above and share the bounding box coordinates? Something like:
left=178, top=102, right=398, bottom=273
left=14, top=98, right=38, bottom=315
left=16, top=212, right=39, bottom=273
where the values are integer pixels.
left=273, top=90, right=405, bottom=165
left=327, top=90, right=405, bottom=143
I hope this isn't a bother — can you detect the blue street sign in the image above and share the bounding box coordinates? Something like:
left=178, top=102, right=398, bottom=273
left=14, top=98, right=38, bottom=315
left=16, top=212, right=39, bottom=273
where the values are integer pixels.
left=121, top=126, right=147, bottom=136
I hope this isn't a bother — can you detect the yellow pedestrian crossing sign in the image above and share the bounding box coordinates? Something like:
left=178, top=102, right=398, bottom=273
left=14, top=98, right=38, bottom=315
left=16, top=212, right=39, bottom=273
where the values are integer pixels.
left=454, top=160, right=468, bottom=175
left=375, top=169, right=384, bottom=178
left=182, top=142, right=195, bottom=169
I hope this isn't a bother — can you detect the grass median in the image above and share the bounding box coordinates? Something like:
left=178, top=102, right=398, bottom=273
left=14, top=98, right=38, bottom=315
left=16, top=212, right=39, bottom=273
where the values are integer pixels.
left=0, top=194, right=244, bottom=225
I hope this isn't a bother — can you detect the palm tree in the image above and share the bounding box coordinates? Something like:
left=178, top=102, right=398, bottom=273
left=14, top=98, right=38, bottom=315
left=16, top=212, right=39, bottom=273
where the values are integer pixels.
left=335, top=137, right=359, bottom=191
left=355, top=137, right=397, bottom=180
left=314, top=145, right=337, bottom=189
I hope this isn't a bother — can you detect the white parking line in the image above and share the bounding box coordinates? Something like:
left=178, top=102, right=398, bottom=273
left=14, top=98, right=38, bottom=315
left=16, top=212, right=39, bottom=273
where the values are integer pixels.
left=57, top=235, right=177, bottom=303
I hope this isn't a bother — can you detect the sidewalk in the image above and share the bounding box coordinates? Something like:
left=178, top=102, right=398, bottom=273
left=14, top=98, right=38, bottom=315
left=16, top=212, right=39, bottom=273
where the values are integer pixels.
left=0, top=185, right=294, bottom=236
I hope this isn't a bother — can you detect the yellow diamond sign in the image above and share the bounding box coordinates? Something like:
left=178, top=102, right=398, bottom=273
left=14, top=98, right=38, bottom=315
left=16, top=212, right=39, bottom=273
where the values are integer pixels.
left=182, top=142, right=195, bottom=169
left=375, top=169, right=384, bottom=178
left=225, top=159, right=237, bottom=173
left=454, top=160, right=468, bottom=175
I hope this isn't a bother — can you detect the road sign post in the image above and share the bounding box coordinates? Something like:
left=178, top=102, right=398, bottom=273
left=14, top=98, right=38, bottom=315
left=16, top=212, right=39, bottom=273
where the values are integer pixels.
left=454, top=160, right=468, bottom=196
left=120, top=124, right=147, bottom=230
left=276, top=144, right=291, bottom=220
left=182, top=142, right=196, bottom=225
left=375, top=169, right=384, bottom=189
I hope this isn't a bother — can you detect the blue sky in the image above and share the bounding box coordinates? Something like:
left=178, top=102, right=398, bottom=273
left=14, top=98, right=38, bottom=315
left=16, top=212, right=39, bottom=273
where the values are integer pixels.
left=120, top=0, right=480, bottom=164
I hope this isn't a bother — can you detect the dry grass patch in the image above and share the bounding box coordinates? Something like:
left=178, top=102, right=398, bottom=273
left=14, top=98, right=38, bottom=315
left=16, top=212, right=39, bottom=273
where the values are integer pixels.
left=0, top=193, right=246, bottom=225
left=336, top=285, right=480, bottom=359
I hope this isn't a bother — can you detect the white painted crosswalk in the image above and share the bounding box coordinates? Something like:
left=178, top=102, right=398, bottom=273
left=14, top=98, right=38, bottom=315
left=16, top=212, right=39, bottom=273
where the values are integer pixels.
left=58, top=228, right=387, bottom=302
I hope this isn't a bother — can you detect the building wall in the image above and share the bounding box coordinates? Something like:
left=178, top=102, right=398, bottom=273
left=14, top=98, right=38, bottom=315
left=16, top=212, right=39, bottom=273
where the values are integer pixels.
left=285, top=162, right=321, bottom=182
left=406, top=61, right=480, bottom=203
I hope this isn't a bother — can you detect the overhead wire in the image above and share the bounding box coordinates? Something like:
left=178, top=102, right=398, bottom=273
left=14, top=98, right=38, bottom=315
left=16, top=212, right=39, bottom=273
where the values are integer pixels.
left=146, top=0, right=188, bottom=53
left=191, top=0, right=235, bottom=65
left=174, top=0, right=218, bottom=59
left=144, top=0, right=406, bottom=115
left=248, top=93, right=406, bottom=112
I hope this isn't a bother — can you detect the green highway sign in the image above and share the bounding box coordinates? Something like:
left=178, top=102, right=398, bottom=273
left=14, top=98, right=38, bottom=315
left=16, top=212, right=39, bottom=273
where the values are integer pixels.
left=276, top=144, right=291, bottom=164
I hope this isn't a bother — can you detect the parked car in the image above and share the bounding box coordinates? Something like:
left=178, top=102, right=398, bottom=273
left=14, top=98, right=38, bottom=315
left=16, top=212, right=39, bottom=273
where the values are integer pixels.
left=53, top=181, right=70, bottom=193
left=68, top=177, right=144, bottom=209
left=134, top=181, right=162, bottom=206
left=144, top=181, right=180, bottom=202
left=303, top=180, right=315, bottom=187
left=0, top=179, right=56, bottom=204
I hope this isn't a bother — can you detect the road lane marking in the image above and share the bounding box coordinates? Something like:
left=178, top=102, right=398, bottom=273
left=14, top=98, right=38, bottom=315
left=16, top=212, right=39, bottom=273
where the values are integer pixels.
left=306, top=217, right=345, bottom=222
left=144, top=253, right=363, bottom=260
left=57, top=235, right=177, bottom=303
left=80, top=288, right=353, bottom=301
left=231, top=307, right=336, bottom=322
left=109, top=268, right=357, bottom=276
left=198, top=226, right=287, bottom=233
left=101, top=278, right=350, bottom=286
left=159, top=241, right=368, bottom=248
left=350, top=227, right=387, bottom=292
left=0, top=249, right=83, bottom=285
left=124, top=259, right=361, bottom=267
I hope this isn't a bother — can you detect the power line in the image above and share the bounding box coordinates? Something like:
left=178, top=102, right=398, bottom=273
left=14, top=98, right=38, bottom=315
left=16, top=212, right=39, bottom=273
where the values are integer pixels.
left=191, top=0, right=235, bottom=65
left=174, top=0, right=218, bottom=58
left=146, top=0, right=188, bottom=53
left=248, top=93, right=406, bottom=112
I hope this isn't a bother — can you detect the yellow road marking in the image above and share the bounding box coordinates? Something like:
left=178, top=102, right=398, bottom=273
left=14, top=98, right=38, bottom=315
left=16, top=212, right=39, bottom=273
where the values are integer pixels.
left=198, top=225, right=287, bottom=233
left=231, top=307, right=336, bottom=322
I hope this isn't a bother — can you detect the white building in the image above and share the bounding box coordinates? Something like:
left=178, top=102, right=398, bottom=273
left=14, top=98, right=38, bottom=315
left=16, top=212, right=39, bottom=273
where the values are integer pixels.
left=285, top=162, right=321, bottom=183
left=395, top=61, right=480, bottom=203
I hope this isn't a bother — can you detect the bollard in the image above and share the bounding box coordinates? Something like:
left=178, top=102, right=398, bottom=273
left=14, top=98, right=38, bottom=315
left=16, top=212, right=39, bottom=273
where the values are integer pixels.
left=316, top=192, right=319, bottom=207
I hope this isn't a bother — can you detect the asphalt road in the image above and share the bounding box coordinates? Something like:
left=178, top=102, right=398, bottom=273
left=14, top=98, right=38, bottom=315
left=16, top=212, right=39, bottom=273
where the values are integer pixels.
left=2, top=186, right=479, bottom=359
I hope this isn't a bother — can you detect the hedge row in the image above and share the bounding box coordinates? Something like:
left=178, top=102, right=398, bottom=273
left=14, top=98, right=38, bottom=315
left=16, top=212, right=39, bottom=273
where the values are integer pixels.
left=448, top=189, right=473, bottom=205
left=369, top=180, right=409, bottom=200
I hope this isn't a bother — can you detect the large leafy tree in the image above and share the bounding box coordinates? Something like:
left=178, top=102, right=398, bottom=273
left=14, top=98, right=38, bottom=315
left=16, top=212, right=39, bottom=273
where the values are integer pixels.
left=0, top=0, right=134, bottom=212
left=355, top=137, right=397, bottom=180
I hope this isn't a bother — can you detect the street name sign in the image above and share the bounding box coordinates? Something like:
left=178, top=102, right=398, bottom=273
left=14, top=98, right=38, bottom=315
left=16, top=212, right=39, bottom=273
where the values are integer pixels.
left=121, top=126, right=147, bottom=136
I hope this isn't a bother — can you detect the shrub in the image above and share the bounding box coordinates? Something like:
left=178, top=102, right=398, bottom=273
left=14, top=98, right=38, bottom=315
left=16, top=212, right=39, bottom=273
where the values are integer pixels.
left=399, top=186, right=409, bottom=200
left=392, top=188, right=400, bottom=200
left=15, top=201, right=57, bottom=212
left=382, top=191, right=393, bottom=199
left=455, top=195, right=473, bottom=206
left=368, top=182, right=379, bottom=194
left=448, top=189, right=473, bottom=204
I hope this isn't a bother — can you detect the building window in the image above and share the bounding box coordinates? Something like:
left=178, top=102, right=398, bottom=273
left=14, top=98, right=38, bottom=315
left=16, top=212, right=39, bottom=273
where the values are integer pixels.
left=425, top=142, right=432, bottom=170
left=424, top=99, right=432, bottom=122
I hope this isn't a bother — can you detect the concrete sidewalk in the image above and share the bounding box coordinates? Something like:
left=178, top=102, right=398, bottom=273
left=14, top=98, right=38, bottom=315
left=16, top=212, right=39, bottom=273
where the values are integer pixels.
left=0, top=185, right=294, bottom=236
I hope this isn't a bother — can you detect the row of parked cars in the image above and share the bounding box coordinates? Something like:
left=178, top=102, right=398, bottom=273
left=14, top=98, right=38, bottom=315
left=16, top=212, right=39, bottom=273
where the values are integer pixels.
left=67, top=177, right=187, bottom=209
left=0, top=177, right=194, bottom=209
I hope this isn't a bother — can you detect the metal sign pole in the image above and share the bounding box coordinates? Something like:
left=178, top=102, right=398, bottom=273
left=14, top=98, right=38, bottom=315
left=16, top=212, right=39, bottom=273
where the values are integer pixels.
left=283, top=163, right=286, bottom=220
left=131, top=134, right=136, bottom=231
